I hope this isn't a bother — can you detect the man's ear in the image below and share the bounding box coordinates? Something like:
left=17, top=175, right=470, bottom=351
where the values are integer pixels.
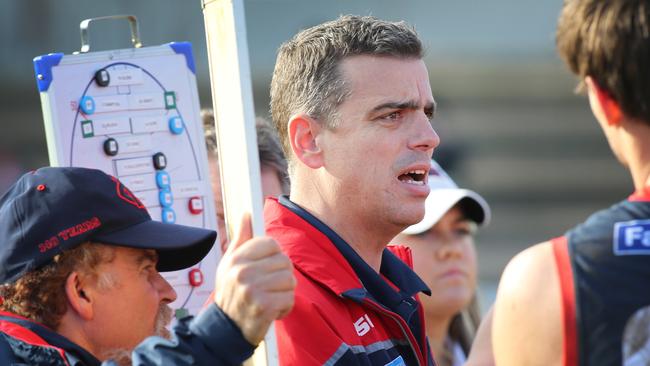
left=287, top=113, right=324, bottom=169
left=585, top=76, right=622, bottom=126
left=64, top=272, right=94, bottom=321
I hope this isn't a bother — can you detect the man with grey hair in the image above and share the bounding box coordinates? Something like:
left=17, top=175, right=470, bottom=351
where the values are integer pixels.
left=265, top=15, right=439, bottom=365
left=0, top=167, right=295, bottom=365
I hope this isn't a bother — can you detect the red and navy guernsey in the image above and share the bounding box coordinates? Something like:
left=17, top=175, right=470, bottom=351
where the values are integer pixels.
left=553, top=190, right=650, bottom=366
left=265, top=196, right=435, bottom=366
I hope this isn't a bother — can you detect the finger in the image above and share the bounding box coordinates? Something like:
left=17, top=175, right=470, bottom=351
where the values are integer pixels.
left=233, top=237, right=286, bottom=261
left=257, top=252, right=294, bottom=273
left=266, top=292, right=295, bottom=319
left=230, top=253, right=293, bottom=286
left=255, top=268, right=297, bottom=292
left=235, top=250, right=293, bottom=273
left=226, top=212, right=253, bottom=254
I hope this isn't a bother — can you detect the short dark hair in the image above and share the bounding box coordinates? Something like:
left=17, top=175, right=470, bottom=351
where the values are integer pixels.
left=557, top=0, right=650, bottom=124
left=270, top=15, right=423, bottom=160
left=202, top=110, right=289, bottom=194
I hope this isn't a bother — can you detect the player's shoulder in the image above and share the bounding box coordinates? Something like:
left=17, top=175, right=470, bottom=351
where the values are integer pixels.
left=496, top=240, right=562, bottom=315
left=493, top=241, right=563, bottom=365
left=498, top=241, right=556, bottom=296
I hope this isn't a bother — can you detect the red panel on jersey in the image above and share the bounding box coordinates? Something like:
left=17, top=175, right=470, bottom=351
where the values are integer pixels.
left=552, top=236, right=578, bottom=366
left=629, top=187, right=650, bottom=202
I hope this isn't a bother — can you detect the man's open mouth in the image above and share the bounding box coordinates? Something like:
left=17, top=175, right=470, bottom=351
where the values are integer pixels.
left=398, top=169, right=427, bottom=186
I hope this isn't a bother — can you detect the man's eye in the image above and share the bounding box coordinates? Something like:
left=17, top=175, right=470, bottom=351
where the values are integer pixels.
left=382, top=111, right=401, bottom=120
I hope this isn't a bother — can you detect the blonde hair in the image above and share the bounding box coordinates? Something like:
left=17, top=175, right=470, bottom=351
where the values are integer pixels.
left=431, top=295, right=481, bottom=366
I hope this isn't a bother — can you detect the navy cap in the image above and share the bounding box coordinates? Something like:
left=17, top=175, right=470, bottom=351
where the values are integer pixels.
left=0, top=167, right=217, bottom=284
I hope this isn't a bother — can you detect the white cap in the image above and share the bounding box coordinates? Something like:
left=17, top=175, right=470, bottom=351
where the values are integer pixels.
left=402, top=159, right=491, bottom=235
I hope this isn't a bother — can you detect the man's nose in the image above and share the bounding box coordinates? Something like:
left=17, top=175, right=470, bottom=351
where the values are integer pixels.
left=155, top=272, right=177, bottom=303
left=410, top=114, right=440, bottom=153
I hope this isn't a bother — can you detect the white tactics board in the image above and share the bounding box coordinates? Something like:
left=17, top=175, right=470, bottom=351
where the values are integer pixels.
left=34, top=43, right=219, bottom=319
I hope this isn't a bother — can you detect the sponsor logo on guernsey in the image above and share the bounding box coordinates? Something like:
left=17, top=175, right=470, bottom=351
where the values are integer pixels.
left=385, top=356, right=406, bottom=366
left=354, top=314, right=375, bottom=336
left=613, top=219, right=650, bottom=255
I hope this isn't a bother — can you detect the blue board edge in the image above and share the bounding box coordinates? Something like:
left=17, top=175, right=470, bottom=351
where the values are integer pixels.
left=33, top=53, right=64, bottom=92
left=168, top=42, right=196, bottom=74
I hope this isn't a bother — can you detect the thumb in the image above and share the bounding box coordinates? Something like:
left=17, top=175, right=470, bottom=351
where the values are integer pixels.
left=226, top=212, right=253, bottom=254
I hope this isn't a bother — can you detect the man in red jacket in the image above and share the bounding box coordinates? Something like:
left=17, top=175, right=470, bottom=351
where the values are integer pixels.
left=267, top=15, right=439, bottom=365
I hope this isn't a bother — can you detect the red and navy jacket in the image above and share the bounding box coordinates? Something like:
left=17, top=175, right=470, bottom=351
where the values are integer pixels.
left=0, top=310, right=96, bottom=365
left=552, top=189, right=650, bottom=366
left=265, top=196, right=435, bottom=366
left=0, top=303, right=255, bottom=365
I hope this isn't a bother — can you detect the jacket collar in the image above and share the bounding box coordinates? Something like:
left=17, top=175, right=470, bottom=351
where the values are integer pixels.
left=0, top=311, right=101, bottom=366
left=266, top=196, right=430, bottom=305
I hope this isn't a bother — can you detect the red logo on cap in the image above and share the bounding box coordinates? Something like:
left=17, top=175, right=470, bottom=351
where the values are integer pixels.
left=111, top=176, right=145, bottom=209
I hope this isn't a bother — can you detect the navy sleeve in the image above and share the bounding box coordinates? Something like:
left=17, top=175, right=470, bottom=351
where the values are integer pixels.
left=0, top=334, right=21, bottom=364
left=115, top=303, right=256, bottom=366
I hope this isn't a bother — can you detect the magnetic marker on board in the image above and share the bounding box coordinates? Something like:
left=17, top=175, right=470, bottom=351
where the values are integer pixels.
left=103, top=138, right=118, bottom=156
left=153, top=152, right=167, bottom=170
left=95, top=69, right=110, bottom=87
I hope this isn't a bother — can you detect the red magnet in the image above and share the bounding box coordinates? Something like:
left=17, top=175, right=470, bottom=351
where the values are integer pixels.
left=188, top=268, right=204, bottom=287
left=188, top=196, right=203, bottom=215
